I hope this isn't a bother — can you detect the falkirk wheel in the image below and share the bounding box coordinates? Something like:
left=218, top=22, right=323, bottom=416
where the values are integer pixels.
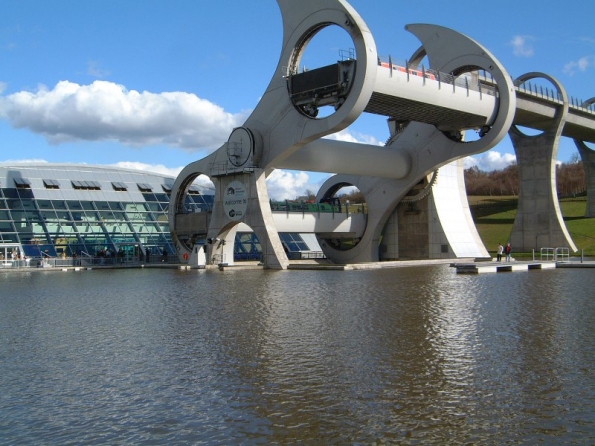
left=168, top=0, right=517, bottom=269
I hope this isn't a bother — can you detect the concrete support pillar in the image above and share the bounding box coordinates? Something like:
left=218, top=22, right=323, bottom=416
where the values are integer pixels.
left=509, top=129, right=576, bottom=252
left=207, top=170, right=289, bottom=269
left=574, top=97, right=595, bottom=218
left=508, top=73, right=576, bottom=252
left=576, top=143, right=595, bottom=218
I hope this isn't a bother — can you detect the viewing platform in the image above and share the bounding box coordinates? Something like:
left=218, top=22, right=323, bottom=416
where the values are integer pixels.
left=453, top=248, right=595, bottom=274
left=452, top=259, right=595, bottom=274
left=453, top=261, right=557, bottom=274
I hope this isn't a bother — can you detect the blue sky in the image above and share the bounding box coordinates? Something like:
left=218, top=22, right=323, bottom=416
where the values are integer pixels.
left=1, top=0, right=594, bottom=199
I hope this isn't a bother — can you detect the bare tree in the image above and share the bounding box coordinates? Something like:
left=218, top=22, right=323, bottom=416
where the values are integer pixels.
left=465, top=161, right=585, bottom=198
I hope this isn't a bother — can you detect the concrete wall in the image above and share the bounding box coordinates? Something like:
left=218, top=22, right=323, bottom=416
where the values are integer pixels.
left=430, top=160, right=490, bottom=259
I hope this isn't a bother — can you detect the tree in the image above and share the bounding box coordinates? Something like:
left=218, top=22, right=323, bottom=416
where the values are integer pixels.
left=465, top=160, right=585, bottom=197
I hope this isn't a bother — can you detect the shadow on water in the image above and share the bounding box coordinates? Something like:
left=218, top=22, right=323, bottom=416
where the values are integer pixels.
left=1, top=266, right=594, bottom=444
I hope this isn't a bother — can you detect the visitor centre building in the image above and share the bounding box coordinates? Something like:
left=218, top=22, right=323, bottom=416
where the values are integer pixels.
left=0, top=163, right=213, bottom=263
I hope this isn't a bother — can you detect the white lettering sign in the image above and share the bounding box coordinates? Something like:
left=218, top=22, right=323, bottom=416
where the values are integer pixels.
left=223, top=180, right=248, bottom=221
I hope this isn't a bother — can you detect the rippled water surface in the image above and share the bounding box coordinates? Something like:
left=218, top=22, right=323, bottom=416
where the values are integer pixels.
left=1, top=265, right=595, bottom=444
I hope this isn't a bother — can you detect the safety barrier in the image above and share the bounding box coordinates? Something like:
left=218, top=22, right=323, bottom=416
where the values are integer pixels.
left=555, top=247, right=570, bottom=263
left=540, top=247, right=555, bottom=261
left=539, top=247, right=570, bottom=263
left=0, top=256, right=180, bottom=269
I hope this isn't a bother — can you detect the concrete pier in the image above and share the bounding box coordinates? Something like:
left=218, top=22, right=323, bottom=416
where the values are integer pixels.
left=453, top=260, right=576, bottom=274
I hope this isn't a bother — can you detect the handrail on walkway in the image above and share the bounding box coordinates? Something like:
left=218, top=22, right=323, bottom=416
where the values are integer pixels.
left=555, top=247, right=570, bottom=263
left=540, top=247, right=555, bottom=261
left=0, top=256, right=180, bottom=270
left=539, top=247, right=570, bottom=262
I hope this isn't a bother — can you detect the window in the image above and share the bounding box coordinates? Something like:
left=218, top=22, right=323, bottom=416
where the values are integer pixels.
left=94, top=201, right=111, bottom=211
left=37, top=200, right=53, bottom=209
left=43, top=179, right=60, bottom=189
left=153, top=194, right=169, bottom=203
left=72, top=180, right=101, bottom=190
left=66, top=200, right=84, bottom=211
left=146, top=202, right=164, bottom=212
left=137, top=183, right=153, bottom=192
left=279, top=233, right=309, bottom=252
left=112, top=181, right=127, bottom=191
left=0, top=221, right=15, bottom=231
left=14, top=178, right=31, bottom=188
left=162, top=184, right=172, bottom=193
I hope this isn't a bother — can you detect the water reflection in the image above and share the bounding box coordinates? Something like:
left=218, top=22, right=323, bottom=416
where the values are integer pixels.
left=1, top=266, right=594, bottom=443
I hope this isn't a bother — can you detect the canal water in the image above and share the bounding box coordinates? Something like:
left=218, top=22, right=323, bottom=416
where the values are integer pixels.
left=1, top=265, right=594, bottom=444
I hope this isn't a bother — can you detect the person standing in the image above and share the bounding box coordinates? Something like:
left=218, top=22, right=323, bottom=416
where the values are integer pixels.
left=497, top=243, right=504, bottom=262
left=505, top=243, right=512, bottom=262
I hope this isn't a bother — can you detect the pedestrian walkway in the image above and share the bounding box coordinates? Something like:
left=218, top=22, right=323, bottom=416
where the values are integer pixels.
left=453, top=259, right=595, bottom=274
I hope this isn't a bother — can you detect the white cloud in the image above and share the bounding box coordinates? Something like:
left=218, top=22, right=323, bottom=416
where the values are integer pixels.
left=325, top=128, right=383, bottom=145
left=0, top=158, right=49, bottom=164
left=110, top=161, right=183, bottom=178
left=0, top=82, right=6, bottom=94
left=510, top=35, right=535, bottom=57
left=265, top=170, right=314, bottom=201
left=563, top=55, right=595, bottom=75
left=110, top=161, right=214, bottom=189
left=0, top=80, right=245, bottom=151
left=464, top=151, right=516, bottom=171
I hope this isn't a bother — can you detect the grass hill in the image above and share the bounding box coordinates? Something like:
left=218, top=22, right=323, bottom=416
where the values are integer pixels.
left=468, top=196, right=595, bottom=258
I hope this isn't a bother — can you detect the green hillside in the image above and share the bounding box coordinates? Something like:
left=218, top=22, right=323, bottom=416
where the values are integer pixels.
left=468, top=196, right=595, bottom=257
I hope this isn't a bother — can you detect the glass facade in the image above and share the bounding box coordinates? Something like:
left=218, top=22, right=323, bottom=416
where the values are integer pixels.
left=234, top=233, right=262, bottom=261
left=0, top=164, right=212, bottom=262
left=279, top=232, right=309, bottom=252
left=233, top=232, right=317, bottom=261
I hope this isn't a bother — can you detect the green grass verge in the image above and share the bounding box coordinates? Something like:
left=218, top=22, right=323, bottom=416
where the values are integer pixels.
left=468, top=196, right=595, bottom=257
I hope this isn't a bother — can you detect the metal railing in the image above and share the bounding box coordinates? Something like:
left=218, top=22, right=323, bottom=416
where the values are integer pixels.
left=539, top=247, right=570, bottom=263
left=540, top=247, right=555, bottom=261
left=555, top=247, right=570, bottom=263
left=378, top=56, right=498, bottom=97
left=516, top=83, right=595, bottom=115
left=0, top=255, right=181, bottom=269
